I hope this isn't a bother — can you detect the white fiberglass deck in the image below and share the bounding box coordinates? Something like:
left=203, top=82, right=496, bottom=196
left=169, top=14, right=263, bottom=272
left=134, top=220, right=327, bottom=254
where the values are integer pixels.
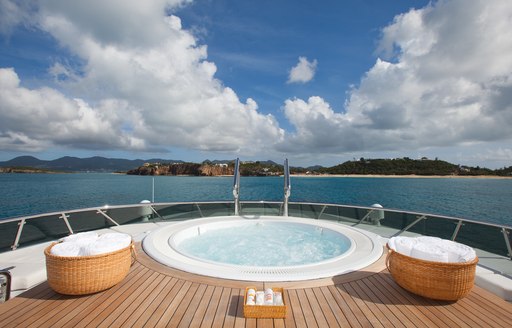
left=143, top=215, right=383, bottom=281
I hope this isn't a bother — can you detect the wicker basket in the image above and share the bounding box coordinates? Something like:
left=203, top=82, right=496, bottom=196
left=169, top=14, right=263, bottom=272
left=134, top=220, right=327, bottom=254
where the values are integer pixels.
left=45, top=241, right=135, bottom=295
left=386, top=245, right=478, bottom=301
left=243, top=287, right=287, bottom=318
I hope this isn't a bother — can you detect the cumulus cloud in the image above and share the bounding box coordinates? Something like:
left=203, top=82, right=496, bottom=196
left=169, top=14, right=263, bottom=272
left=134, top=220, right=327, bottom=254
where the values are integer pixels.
left=279, top=0, right=512, bottom=158
left=287, top=57, right=318, bottom=84
left=0, top=68, right=147, bottom=152
left=0, top=0, right=283, bottom=155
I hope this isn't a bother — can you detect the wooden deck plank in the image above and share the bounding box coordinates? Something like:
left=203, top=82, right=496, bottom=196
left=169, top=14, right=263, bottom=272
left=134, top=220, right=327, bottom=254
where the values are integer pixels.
left=303, top=288, right=329, bottom=327
left=282, top=288, right=296, bottom=328
left=465, top=292, right=512, bottom=326
left=2, top=247, right=512, bottom=328
left=211, top=287, right=232, bottom=328
left=311, top=287, right=341, bottom=328
left=233, top=288, right=246, bottom=328
left=286, top=289, right=308, bottom=328
left=318, top=286, right=353, bottom=327
left=121, top=276, right=177, bottom=328
left=380, top=273, right=461, bottom=327
left=0, top=287, right=60, bottom=327
left=345, top=281, right=385, bottom=328
left=108, top=273, right=167, bottom=327
left=142, top=278, right=186, bottom=328
left=91, top=270, right=161, bottom=327
left=354, top=279, right=402, bottom=327
left=221, top=288, right=240, bottom=328
left=295, top=288, right=319, bottom=327
left=0, top=281, right=51, bottom=315
left=327, top=285, right=366, bottom=327
left=367, top=274, right=431, bottom=328
left=187, top=285, right=215, bottom=327
left=64, top=266, right=150, bottom=328
left=356, top=277, right=407, bottom=328
left=165, top=282, right=200, bottom=327
left=54, top=264, right=146, bottom=328
left=201, top=285, right=223, bottom=327
left=177, top=283, right=208, bottom=328
left=154, top=280, right=192, bottom=327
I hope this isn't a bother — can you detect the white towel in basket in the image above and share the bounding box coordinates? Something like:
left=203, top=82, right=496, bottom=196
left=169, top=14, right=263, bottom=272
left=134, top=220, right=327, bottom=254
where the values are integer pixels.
left=80, top=239, right=129, bottom=256
left=51, top=242, right=81, bottom=257
left=440, top=240, right=477, bottom=262
left=389, top=236, right=417, bottom=256
left=61, top=231, right=98, bottom=243
left=98, top=232, right=131, bottom=247
left=410, top=242, right=450, bottom=262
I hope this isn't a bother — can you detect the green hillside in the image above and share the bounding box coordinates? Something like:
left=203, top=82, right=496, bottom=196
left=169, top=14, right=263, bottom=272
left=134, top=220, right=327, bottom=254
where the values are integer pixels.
left=319, top=158, right=500, bottom=176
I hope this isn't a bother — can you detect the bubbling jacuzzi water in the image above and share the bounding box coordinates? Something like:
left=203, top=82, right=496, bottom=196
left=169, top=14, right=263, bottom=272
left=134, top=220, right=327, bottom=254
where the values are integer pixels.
left=173, top=221, right=352, bottom=266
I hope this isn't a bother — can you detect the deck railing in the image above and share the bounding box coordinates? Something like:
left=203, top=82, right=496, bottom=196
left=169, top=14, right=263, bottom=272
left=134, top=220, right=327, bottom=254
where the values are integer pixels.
left=1, top=201, right=511, bottom=260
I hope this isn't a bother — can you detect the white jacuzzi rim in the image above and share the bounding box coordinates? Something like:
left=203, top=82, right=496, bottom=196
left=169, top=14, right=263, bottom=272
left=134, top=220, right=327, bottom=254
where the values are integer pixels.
left=142, top=215, right=383, bottom=282
left=168, top=219, right=356, bottom=268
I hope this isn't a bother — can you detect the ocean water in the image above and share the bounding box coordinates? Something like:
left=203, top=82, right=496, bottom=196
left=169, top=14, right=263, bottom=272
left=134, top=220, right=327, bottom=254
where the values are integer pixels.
left=0, top=173, right=511, bottom=226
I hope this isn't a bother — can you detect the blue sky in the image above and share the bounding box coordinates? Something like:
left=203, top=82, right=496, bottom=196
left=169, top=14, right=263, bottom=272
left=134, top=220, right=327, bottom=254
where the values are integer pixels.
left=1, top=0, right=511, bottom=169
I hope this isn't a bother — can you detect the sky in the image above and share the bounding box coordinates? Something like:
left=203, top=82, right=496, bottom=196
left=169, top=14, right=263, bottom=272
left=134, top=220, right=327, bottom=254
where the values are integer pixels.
left=0, top=0, right=511, bottom=169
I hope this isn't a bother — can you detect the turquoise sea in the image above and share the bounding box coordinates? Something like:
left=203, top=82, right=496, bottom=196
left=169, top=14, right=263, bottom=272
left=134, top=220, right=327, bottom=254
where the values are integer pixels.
left=0, top=173, right=511, bottom=226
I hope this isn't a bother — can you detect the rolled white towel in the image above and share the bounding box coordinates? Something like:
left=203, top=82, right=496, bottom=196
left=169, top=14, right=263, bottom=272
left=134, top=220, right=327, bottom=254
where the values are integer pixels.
left=79, top=239, right=130, bottom=256
left=392, top=237, right=417, bottom=257
left=440, top=240, right=477, bottom=262
left=387, top=237, right=396, bottom=250
left=255, top=291, right=264, bottom=305
left=98, top=232, right=132, bottom=248
left=416, top=236, right=443, bottom=245
left=410, top=242, right=449, bottom=262
left=61, top=231, right=98, bottom=243
left=51, top=242, right=81, bottom=257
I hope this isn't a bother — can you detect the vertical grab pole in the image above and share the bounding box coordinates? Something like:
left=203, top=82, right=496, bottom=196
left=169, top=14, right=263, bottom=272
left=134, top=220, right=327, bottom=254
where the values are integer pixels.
left=283, top=158, right=291, bottom=217
left=233, top=158, right=240, bottom=215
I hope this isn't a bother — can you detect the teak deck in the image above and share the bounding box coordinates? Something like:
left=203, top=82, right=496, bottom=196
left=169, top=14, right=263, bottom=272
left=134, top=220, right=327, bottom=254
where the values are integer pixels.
left=1, top=244, right=511, bottom=327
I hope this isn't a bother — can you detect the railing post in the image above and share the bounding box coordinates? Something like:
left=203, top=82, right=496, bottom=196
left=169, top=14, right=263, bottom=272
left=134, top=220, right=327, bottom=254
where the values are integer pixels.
left=60, top=213, right=74, bottom=235
left=96, top=208, right=120, bottom=226
left=11, top=219, right=26, bottom=251
left=283, top=159, right=291, bottom=217
left=502, top=228, right=512, bottom=259
left=233, top=158, right=240, bottom=215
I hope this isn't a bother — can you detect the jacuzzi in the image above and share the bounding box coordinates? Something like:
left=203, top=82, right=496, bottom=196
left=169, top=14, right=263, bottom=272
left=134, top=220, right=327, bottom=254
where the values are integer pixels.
left=143, top=215, right=383, bottom=281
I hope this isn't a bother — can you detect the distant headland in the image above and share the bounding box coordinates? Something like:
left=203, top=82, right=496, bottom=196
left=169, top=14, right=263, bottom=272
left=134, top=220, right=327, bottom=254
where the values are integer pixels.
left=0, top=155, right=511, bottom=177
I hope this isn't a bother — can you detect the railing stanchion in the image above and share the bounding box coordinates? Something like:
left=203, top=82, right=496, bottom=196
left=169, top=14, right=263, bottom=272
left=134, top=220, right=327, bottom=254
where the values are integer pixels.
left=11, top=219, right=26, bottom=250
left=502, top=228, right=512, bottom=259
left=233, top=158, right=240, bottom=215
left=283, top=159, right=291, bottom=217
left=60, top=213, right=74, bottom=235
